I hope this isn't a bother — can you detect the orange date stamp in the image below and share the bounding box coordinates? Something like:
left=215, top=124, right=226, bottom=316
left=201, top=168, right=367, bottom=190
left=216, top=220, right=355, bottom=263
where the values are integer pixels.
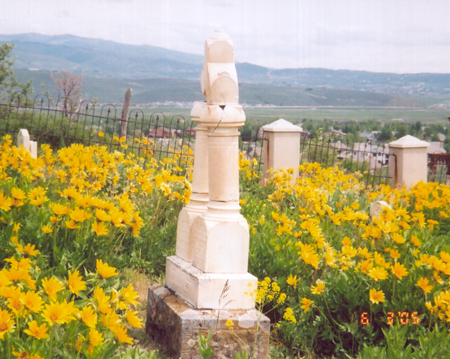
left=360, top=311, right=420, bottom=325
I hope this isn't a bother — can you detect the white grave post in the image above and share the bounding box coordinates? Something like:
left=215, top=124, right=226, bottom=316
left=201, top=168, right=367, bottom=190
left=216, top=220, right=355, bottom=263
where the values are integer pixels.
left=165, top=30, right=257, bottom=310
left=175, top=101, right=209, bottom=262
left=17, top=129, right=38, bottom=158
left=389, top=135, right=429, bottom=188
left=147, top=30, right=270, bottom=359
left=18, top=129, right=30, bottom=151
left=261, top=119, right=302, bottom=182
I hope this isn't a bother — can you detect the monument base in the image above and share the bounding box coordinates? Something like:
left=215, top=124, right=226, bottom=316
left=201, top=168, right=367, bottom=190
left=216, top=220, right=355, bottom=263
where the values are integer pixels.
left=146, top=285, right=270, bottom=359
left=166, top=255, right=257, bottom=309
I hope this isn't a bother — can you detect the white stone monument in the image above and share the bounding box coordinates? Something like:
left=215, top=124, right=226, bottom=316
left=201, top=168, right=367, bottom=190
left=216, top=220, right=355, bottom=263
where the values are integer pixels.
left=17, top=129, right=38, bottom=158
left=146, top=30, right=269, bottom=359
left=166, top=29, right=257, bottom=310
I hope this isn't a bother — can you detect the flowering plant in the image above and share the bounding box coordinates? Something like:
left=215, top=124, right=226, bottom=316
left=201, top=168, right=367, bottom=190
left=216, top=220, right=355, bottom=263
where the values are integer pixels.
left=0, top=245, right=142, bottom=358
left=240, top=161, right=450, bottom=357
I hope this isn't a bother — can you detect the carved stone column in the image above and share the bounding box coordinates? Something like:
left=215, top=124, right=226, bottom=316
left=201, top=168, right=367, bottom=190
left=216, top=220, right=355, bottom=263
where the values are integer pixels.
left=146, top=30, right=269, bottom=359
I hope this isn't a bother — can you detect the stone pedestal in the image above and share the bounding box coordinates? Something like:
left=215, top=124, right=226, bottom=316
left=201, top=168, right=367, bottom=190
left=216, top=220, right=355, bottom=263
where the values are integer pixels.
left=261, top=119, right=302, bottom=182
left=389, top=135, right=429, bottom=188
left=146, top=30, right=269, bottom=358
left=166, top=256, right=256, bottom=310
left=146, top=285, right=270, bottom=359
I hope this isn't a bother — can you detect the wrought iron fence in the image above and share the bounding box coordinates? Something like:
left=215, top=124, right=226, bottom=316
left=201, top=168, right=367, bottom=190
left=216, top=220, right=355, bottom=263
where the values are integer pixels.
left=0, top=94, right=263, bottom=170
left=299, top=135, right=394, bottom=186
left=240, top=126, right=264, bottom=173
left=0, top=94, right=406, bottom=186
left=428, top=153, right=450, bottom=184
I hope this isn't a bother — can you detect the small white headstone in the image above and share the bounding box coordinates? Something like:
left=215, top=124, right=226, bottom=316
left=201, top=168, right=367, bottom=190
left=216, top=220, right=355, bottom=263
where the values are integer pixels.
left=370, top=201, right=391, bottom=218
left=29, top=141, right=38, bottom=158
left=17, top=129, right=30, bottom=150
left=17, top=129, right=38, bottom=158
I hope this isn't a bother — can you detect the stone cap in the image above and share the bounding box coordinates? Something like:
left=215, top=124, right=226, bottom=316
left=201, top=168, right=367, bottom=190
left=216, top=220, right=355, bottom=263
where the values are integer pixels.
left=262, top=118, right=302, bottom=133
left=389, top=135, right=430, bottom=149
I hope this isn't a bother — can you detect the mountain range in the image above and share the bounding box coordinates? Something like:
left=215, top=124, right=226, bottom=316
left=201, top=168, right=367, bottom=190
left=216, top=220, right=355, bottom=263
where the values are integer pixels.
left=1, top=33, right=450, bottom=106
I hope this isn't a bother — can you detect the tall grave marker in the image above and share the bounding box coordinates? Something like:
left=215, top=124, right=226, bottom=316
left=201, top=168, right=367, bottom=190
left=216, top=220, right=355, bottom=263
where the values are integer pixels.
left=146, top=30, right=270, bottom=359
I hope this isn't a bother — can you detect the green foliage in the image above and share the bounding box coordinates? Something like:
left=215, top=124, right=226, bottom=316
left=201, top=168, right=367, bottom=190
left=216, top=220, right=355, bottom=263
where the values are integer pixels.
left=239, top=159, right=450, bottom=358
left=0, top=135, right=191, bottom=277
left=0, top=42, right=32, bottom=101
left=355, top=325, right=450, bottom=359
left=0, top=109, right=92, bottom=150
left=113, top=347, right=161, bottom=359
left=198, top=330, right=212, bottom=359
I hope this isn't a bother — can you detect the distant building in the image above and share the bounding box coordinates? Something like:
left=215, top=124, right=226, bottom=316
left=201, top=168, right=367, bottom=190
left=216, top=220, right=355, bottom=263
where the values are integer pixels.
left=331, top=128, right=347, bottom=137
left=148, top=128, right=171, bottom=139
left=175, top=128, right=196, bottom=138
left=427, top=142, right=446, bottom=154
left=332, top=142, right=389, bottom=169
left=359, top=131, right=377, bottom=142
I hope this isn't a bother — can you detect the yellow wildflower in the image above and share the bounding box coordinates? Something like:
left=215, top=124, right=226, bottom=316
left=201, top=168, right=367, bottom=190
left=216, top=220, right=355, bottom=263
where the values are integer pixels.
left=368, top=267, right=388, bottom=281
left=283, top=307, right=296, bottom=323
left=42, top=300, right=75, bottom=325
left=111, top=323, right=133, bottom=344
left=392, top=262, right=408, bottom=280
left=42, top=277, right=64, bottom=301
left=96, top=259, right=118, bottom=278
left=311, top=280, right=325, bottom=295
left=80, top=306, right=97, bottom=328
left=301, top=298, right=312, bottom=313
left=369, top=289, right=385, bottom=304
left=226, top=319, right=234, bottom=328
left=122, top=284, right=139, bottom=306
left=68, top=270, right=86, bottom=296
left=41, top=225, right=53, bottom=234
left=0, top=309, right=14, bottom=339
left=92, top=221, right=109, bottom=236
left=286, top=274, right=300, bottom=288
left=24, top=320, right=49, bottom=339
left=392, top=233, right=406, bottom=244
left=417, top=277, right=433, bottom=293
left=126, top=310, right=143, bottom=328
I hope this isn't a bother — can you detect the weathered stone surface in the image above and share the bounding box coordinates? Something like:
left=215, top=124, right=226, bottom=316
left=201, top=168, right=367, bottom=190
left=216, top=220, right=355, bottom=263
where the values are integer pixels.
left=165, top=256, right=257, bottom=310
left=201, top=30, right=239, bottom=106
left=146, top=285, right=270, bottom=359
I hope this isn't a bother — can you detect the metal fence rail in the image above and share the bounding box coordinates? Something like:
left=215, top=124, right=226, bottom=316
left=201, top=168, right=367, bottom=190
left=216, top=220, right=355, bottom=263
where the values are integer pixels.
left=0, top=94, right=198, bottom=166
left=0, top=94, right=263, bottom=170
left=0, top=94, right=405, bottom=187
left=428, top=153, right=450, bottom=184
left=299, top=135, right=394, bottom=186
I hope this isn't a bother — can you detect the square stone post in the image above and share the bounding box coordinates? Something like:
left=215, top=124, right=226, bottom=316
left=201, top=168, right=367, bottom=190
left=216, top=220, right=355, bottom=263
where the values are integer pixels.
left=389, top=135, right=429, bottom=187
left=146, top=30, right=269, bottom=359
left=261, top=119, right=302, bottom=182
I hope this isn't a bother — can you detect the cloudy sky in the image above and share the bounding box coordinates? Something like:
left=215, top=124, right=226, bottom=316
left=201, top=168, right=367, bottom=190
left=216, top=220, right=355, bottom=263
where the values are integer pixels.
left=1, top=0, right=450, bottom=73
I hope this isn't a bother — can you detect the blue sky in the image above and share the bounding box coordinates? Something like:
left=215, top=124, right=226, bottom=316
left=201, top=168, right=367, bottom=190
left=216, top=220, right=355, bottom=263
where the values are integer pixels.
left=1, top=0, right=450, bottom=73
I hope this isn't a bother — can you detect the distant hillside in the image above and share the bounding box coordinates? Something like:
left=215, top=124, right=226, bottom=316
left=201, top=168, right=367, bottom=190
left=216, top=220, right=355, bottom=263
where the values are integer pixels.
left=2, top=33, right=450, bottom=106
left=14, top=69, right=429, bottom=107
left=0, top=33, right=203, bottom=79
